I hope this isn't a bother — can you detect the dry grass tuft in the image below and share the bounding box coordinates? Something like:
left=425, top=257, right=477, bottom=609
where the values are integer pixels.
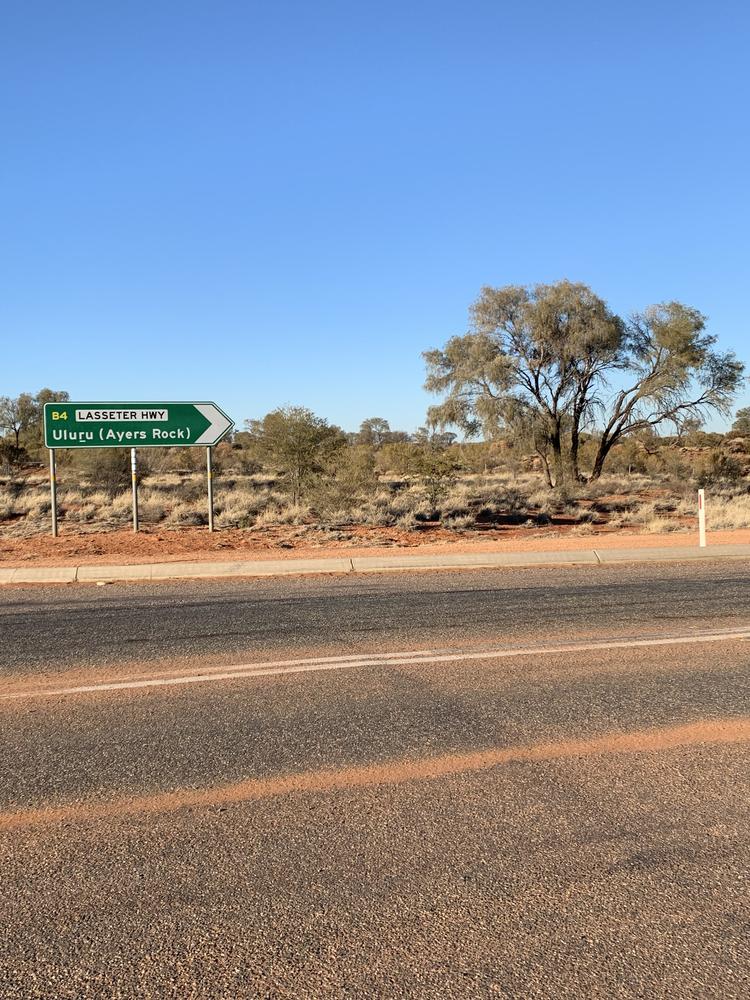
left=706, top=494, right=750, bottom=530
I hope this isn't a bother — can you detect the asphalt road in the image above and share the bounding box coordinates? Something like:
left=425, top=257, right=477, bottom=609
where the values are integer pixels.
left=2, top=560, right=750, bottom=673
left=1, top=561, right=749, bottom=998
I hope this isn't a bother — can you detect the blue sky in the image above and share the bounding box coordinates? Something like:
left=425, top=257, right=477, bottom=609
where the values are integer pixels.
left=2, top=0, right=748, bottom=434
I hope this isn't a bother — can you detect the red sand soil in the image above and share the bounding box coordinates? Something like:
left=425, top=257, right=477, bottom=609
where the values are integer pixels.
left=2, top=717, right=748, bottom=831
left=1, top=522, right=748, bottom=567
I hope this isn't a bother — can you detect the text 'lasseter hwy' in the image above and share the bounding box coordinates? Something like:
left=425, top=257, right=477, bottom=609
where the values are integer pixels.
left=75, top=409, right=169, bottom=422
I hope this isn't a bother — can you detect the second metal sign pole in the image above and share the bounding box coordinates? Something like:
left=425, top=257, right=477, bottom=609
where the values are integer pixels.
left=207, top=446, right=214, bottom=532
left=131, top=447, right=139, bottom=533
left=49, top=449, right=58, bottom=538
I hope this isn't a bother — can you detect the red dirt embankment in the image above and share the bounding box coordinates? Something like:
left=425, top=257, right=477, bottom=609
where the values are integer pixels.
left=1, top=523, right=748, bottom=568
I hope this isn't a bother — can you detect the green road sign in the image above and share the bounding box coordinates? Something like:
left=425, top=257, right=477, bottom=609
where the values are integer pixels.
left=44, top=401, right=234, bottom=449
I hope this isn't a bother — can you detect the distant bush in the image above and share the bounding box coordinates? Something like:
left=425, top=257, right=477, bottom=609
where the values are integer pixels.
left=76, top=450, right=133, bottom=497
left=696, top=451, right=745, bottom=488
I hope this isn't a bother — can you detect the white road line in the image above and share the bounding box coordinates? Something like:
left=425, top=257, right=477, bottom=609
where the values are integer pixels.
left=3, top=627, right=750, bottom=701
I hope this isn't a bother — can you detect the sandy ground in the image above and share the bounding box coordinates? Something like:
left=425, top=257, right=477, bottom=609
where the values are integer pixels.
left=1, top=522, right=748, bottom=567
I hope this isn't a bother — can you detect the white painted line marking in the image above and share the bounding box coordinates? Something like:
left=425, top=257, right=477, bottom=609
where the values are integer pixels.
left=3, top=627, right=750, bottom=701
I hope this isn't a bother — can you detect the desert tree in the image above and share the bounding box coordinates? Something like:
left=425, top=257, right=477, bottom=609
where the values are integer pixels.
left=732, top=406, right=750, bottom=435
left=588, top=303, right=744, bottom=478
left=244, top=406, right=346, bottom=503
left=424, top=281, right=743, bottom=485
left=0, top=393, right=36, bottom=450
left=357, top=417, right=391, bottom=448
left=424, top=281, right=624, bottom=485
left=0, top=388, right=69, bottom=455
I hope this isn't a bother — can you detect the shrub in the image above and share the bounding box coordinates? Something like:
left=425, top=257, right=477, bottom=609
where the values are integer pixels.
left=77, top=450, right=132, bottom=497
left=696, top=451, right=745, bottom=488
left=707, top=494, right=750, bottom=530
left=166, top=501, right=208, bottom=527
left=415, top=449, right=458, bottom=508
left=444, top=514, right=475, bottom=531
left=570, top=522, right=595, bottom=536
left=310, top=446, right=379, bottom=517
left=644, top=517, right=684, bottom=534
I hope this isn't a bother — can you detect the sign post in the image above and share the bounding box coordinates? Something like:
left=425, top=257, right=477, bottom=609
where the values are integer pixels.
left=207, top=447, right=214, bottom=532
left=43, top=401, right=233, bottom=536
left=49, top=449, right=58, bottom=538
left=131, top=448, right=139, bottom=533
left=698, top=488, right=706, bottom=547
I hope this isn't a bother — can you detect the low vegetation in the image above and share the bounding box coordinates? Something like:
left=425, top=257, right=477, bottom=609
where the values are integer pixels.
left=1, top=413, right=748, bottom=541
left=1, top=279, right=747, bottom=545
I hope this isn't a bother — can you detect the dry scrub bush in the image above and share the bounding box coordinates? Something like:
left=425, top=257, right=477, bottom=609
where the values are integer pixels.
left=214, top=488, right=270, bottom=528
left=250, top=502, right=311, bottom=528
left=622, top=501, right=659, bottom=526
left=570, top=522, right=595, bottom=536
left=317, top=509, right=358, bottom=527
left=695, top=451, right=745, bottom=488
left=74, top=502, right=99, bottom=523
left=444, top=514, right=475, bottom=530
left=110, top=492, right=135, bottom=522
left=82, top=490, right=111, bottom=507
left=145, top=473, right=184, bottom=490
left=395, top=511, right=418, bottom=529
left=643, top=517, right=685, bottom=534
left=351, top=487, right=425, bottom=527
left=76, top=451, right=132, bottom=496
left=138, top=499, right=167, bottom=523
left=707, top=494, right=750, bottom=529
left=166, top=499, right=207, bottom=527
left=0, top=494, right=16, bottom=520
left=2, top=496, right=29, bottom=519
left=606, top=513, right=629, bottom=529
left=24, top=493, right=54, bottom=519
left=352, top=503, right=396, bottom=527
left=441, top=481, right=473, bottom=506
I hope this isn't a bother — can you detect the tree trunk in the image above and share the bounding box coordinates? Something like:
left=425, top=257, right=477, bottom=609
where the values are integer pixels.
left=550, top=429, right=565, bottom=489
left=537, top=449, right=553, bottom=488
left=590, top=435, right=617, bottom=481
left=569, top=425, right=584, bottom=482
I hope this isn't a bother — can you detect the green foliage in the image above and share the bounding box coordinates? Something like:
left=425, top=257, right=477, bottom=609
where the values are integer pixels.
left=310, top=445, right=379, bottom=516
left=424, top=281, right=623, bottom=485
left=414, top=447, right=459, bottom=509
left=0, top=388, right=69, bottom=459
left=0, top=440, right=27, bottom=471
left=696, top=450, right=745, bottom=488
left=424, top=282, right=744, bottom=486
left=77, top=449, right=133, bottom=497
left=732, top=407, right=750, bottom=435
left=376, top=441, right=421, bottom=476
left=244, top=407, right=347, bottom=503
left=357, top=417, right=391, bottom=448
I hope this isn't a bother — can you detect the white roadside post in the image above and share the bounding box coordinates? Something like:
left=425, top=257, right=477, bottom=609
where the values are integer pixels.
left=698, top=488, right=706, bottom=547
left=207, top=446, right=214, bottom=532
left=49, top=449, right=58, bottom=537
left=131, top=447, right=139, bottom=533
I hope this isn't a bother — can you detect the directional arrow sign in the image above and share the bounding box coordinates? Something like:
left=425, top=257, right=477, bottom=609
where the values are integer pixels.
left=44, top=402, right=234, bottom=449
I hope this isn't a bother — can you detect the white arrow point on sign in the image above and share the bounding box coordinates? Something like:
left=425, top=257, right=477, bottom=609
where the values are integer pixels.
left=194, top=404, right=234, bottom=445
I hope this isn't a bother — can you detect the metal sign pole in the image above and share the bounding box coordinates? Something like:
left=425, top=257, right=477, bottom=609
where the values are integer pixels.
left=131, top=448, right=139, bottom=533
left=698, top=488, right=706, bottom=547
left=49, top=449, right=58, bottom=537
left=207, top=446, right=214, bottom=532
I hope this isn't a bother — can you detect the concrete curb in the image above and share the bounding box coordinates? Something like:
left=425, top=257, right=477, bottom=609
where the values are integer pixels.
left=1, top=566, right=78, bottom=584
left=350, top=550, right=599, bottom=572
left=593, top=544, right=750, bottom=564
left=0, top=544, right=747, bottom=585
